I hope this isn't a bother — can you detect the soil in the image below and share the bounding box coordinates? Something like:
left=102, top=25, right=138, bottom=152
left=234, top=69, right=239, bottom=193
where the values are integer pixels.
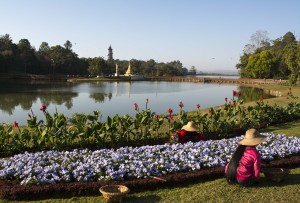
left=1, top=155, right=300, bottom=201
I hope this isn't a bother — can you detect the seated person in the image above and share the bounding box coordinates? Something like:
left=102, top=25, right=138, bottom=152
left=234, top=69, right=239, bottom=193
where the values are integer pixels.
left=224, top=128, right=267, bottom=186
left=170, top=121, right=205, bottom=144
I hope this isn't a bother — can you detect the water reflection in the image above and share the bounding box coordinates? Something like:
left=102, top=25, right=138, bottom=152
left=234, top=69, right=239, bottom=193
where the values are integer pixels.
left=238, top=86, right=265, bottom=101
left=0, top=92, right=77, bottom=114
left=0, top=80, right=78, bottom=115
left=89, top=92, right=113, bottom=103
left=0, top=80, right=273, bottom=125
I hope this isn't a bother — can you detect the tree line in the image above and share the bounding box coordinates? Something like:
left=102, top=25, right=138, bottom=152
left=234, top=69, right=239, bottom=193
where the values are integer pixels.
left=0, top=34, right=190, bottom=77
left=237, top=31, right=300, bottom=84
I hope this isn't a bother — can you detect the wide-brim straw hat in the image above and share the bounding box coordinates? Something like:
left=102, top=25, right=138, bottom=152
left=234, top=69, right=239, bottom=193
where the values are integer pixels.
left=182, top=121, right=199, bottom=132
left=239, top=128, right=267, bottom=146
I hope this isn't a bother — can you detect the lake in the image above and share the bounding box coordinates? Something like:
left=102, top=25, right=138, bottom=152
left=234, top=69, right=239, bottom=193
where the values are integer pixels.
left=0, top=80, right=272, bottom=125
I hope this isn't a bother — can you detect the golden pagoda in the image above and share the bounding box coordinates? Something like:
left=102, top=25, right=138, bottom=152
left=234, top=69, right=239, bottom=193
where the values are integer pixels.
left=124, top=62, right=133, bottom=76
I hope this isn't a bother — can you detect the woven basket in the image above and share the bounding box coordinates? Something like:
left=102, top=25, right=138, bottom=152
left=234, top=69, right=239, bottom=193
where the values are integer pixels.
left=262, top=168, right=290, bottom=182
left=99, top=185, right=130, bottom=203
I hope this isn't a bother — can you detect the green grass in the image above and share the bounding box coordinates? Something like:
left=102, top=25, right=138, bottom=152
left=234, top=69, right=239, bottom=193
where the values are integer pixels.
left=261, top=120, right=300, bottom=138
left=6, top=167, right=300, bottom=203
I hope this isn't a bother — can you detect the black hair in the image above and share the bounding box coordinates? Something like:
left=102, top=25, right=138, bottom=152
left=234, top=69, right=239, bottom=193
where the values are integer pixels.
left=183, top=131, right=198, bottom=143
left=225, top=145, right=246, bottom=183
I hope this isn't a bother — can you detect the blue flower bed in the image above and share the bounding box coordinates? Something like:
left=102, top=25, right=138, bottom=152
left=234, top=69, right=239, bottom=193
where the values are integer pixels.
left=0, top=133, right=300, bottom=186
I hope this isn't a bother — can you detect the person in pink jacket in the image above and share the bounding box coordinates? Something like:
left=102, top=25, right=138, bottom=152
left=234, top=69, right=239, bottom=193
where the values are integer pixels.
left=225, top=128, right=267, bottom=186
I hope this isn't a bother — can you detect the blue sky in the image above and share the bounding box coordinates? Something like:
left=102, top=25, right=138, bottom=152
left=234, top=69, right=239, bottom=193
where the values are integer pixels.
left=1, top=0, right=299, bottom=72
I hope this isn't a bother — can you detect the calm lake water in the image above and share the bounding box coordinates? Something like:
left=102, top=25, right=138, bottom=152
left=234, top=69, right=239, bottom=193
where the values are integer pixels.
left=0, top=80, right=272, bottom=125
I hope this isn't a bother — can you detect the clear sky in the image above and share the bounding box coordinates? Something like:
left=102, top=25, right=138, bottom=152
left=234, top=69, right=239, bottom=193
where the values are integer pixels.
left=1, top=0, right=299, bottom=72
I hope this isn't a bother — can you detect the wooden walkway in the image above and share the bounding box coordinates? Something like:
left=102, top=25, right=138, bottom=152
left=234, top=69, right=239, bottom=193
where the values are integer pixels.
left=146, top=76, right=286, bottom=85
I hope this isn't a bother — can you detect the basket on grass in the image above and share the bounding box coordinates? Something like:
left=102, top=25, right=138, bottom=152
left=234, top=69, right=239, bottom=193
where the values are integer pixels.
left=99, top=185, right=130, bottom=203
left=262, top=168, right=290, bottom=182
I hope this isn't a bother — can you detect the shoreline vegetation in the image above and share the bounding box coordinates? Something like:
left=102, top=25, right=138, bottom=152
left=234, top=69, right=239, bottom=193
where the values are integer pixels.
left=1, top=78, right=300, bottom=202
left=0, top=73, right=285, bottom=84
left=69, top=76, right=286, bottom=84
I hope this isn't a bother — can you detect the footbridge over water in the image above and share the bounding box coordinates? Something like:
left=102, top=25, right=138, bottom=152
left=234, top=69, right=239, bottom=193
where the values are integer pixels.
left=146, top=76, right=286, bottom=85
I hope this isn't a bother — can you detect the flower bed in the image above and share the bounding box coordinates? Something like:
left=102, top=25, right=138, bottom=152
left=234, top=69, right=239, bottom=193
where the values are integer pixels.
left=0, top=133, right=300, bottom=200
left=0, top=133, right=300, bottom=185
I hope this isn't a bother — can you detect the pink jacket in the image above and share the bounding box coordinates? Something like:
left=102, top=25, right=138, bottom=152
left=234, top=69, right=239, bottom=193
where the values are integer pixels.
left=225, top=146, right=262, bottom=182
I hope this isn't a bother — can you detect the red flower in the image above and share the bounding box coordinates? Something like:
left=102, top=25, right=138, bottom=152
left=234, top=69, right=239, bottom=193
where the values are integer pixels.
left=154, top=114, right=159, bottom=120
left=179, top=101, right=184, bottom=108
left=259, top=97, right=264, bottom=102
left=134, top=103, right=139, bottom=111
left=167, top=108, right=173, bottom=114
left=28, top=113, right=31, bottom=118
left=13, top=121, right=18, bottom=127
left=40, top=103, right=47, bottom=112
left=225, top=97, right=228, bottom=103
left=232, top=90, right=236, bottom=97
left=237, top=91, right=241, bottom=97
left=209, top=111, right=213, bottom=116
left=196, top=104, right=200, bottom=109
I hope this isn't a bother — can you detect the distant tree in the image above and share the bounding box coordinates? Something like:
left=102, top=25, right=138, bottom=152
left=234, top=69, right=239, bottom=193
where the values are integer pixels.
left=243, top=44, right=256, bottom=55
left=0, top=34, right=14, bottom=52
left=46, top=44, right=82, bottom=75
left=245, top=50, right=277, bottom=79
left=250, top=30, right=270, bottom=52
left=129, top=59, right=142, bottom=74
left=236, top=53, right=250, bottom=77
left=237, top=31, right=298, bottom=79
left=38, top=42, right=50, bottom=53
left=283, top=44, right=300, bottom=85
left=18, top=39, right=33, bottom=52
left=46, top=45, right=69, bottom=74
left=189, top=66, right=197, bottom=75
left=113, top=59, right=128, bottom=75
left=237, top=30, right=270, bottom=78
left=141, top=59, right=156, bottom=77
left=18, top=39, right=36, bottom=73
left=168, top=60, right=184, bottom=75
left=282, top=32, right=297, bottom=46
left=64, top=40, right=72, bottom=51
left=182, top=67, right=189, bottom=75
left=87, top=57, right=107, bottom=76
left=0, top=34, right=16, bottom=72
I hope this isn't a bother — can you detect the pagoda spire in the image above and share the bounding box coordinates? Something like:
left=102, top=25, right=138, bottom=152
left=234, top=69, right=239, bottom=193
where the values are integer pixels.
left=125, top=62, right=133, bottom=76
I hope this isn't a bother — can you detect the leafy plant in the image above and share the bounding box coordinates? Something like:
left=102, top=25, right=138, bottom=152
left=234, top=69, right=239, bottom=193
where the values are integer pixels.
left=1, top=89, right=300, bottom=157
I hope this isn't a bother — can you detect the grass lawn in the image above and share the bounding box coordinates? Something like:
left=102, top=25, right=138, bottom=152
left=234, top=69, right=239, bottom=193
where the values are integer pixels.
left=9, top=167, right=300, bottom=203
left=261, top=120, right=300, bottom=138
left=2, top=82, right=300, bottom=203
